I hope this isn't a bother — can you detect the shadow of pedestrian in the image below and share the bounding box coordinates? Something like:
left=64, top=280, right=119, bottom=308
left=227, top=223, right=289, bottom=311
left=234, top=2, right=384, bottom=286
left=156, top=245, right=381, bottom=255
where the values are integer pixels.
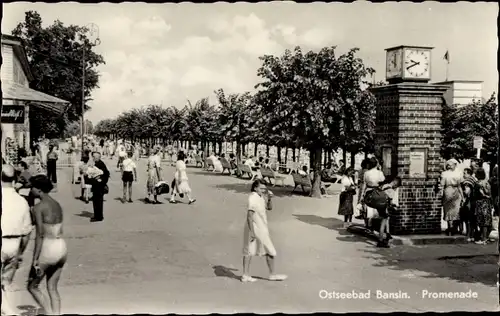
left=214, top=183, right=293, bottom=197
left=75, top=211, right=94, bottom=218
left=212, top=265, right=240, bottom=280
left=293, top=214, right=344, bottom=230
left=17, top=305, right=39, bottom=316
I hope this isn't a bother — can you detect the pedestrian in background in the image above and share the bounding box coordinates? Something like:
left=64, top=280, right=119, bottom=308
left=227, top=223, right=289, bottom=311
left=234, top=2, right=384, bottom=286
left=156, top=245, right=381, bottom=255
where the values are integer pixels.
left=146, top=146, right=162, bottom=204
left=46, top=145, right=58, bottom=191
left=338, top=167, right=356, bottom=228
left=1, top=165, right=33, bottom=315
left=121, top=152, right=137, bottom=203
left=474, top=167, right=493, bottom=244
left=440, top=159, right=463, bottom=236
left=170, top=151, right=196, bottom=204
left=461, top=168, right=477, bottom=241
left=90, top=152, right=109, bottom=222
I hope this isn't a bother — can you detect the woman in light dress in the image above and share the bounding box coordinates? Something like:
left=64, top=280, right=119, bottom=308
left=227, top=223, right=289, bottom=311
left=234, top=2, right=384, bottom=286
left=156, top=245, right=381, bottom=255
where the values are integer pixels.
left=213, top=155, right=224, bottom=173
left=170, top=151, right=196, bottom=204
left=78, top=155, right=92, bottom=203
left=241, top=179, right=287, bottom=283
left=439, top=159, right=463, bottom=235
left=146, top=147, right=162, bottom=204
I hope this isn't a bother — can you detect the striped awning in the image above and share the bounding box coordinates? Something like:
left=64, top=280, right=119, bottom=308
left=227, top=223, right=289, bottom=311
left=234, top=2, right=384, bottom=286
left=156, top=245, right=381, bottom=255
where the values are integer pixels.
left=2, top=80, right=70, bottom=114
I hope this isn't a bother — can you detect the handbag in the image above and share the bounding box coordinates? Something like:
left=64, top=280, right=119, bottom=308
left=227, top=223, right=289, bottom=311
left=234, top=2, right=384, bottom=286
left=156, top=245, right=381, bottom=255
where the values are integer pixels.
left=364, top=188, right=389, bottom=210
left=103, top=184, right=109, bottom=195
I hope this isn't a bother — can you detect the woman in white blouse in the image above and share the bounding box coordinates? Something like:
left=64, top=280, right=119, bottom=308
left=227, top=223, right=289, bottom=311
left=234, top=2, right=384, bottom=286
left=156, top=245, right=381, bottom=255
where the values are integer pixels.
left=359, top=157, right=385, bottom=229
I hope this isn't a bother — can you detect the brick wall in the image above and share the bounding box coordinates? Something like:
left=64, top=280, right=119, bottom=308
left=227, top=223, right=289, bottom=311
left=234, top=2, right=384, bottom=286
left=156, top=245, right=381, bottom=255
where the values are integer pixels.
left=372, top=83, right=448, bottom=235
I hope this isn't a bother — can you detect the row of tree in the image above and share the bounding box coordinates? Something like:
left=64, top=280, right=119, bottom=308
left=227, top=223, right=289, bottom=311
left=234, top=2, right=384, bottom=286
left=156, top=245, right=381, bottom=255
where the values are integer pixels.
left=94, top=46, right=379, bottom=196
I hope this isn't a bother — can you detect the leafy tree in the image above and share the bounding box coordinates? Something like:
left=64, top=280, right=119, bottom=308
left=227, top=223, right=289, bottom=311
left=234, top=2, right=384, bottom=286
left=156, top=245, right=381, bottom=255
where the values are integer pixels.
left=214, top=89, right=255, bottom=163
left=185, top=98, right=219, bottom=152
left=12, top=10, right=105, bottom=138
left=255, top=46, right=375, bottom=197
left=94, top=119, right=115, bottom=138
left=441, top=93, right=498, bottom=165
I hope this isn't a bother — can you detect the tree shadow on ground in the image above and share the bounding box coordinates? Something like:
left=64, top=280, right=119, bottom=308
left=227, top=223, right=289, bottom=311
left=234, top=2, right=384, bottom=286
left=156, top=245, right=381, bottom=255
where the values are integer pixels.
left=75, top=210, right=94, bottom=218
left=360, top=244, right=498, bottom=287
left=214, top=182, right=304, bottom=198
left=189, top=169, right=235, bottom=177
left=137, top=198, right=164, bottom=205
left=293, top=214, right=370, bottom=243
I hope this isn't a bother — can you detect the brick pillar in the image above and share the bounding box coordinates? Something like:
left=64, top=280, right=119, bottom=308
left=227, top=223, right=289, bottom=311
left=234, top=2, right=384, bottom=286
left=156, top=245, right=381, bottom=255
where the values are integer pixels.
left=371, top=83, right=449, bottom=235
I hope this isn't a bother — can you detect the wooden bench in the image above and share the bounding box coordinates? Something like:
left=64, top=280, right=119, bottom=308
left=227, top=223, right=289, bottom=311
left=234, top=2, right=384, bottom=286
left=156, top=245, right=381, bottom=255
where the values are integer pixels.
left=195, top=155, right=204, bottom=167
left=292, top=173, right=312, bottom=193
left=260, top=166, right=286, bottom=186
left=237, top=163, right=257, bottom=180
left=205, top=158, right=214, bottom=171
left=220, top=157, right=233, bottom=175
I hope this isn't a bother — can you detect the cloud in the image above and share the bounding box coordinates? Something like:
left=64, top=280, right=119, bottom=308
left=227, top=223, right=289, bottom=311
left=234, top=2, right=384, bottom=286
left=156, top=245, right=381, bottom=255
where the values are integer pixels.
left=273, top=24, right=336, bottom=48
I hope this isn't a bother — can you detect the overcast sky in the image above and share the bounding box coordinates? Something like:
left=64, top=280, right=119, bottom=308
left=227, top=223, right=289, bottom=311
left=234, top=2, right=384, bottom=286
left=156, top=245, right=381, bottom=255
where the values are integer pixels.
left=2, top=2, right=498, bottom=123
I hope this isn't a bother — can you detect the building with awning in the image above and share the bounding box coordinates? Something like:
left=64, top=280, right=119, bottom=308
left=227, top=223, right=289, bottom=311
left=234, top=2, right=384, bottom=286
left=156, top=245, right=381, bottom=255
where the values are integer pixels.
left=1, top=34, right=70, bottom=160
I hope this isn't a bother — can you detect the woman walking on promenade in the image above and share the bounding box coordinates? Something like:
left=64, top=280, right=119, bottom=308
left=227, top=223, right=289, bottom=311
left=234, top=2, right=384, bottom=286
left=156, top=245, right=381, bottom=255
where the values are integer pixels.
left=241, top=179, right=287, bottom=283
left=27, top=175, right=67, bottom=315
left=440, top=159, right=463, bottom=236
left=146, top=146, right=162, bottom=204
left=169, top=151, right=196, bottom=204
left=474, top=167, right=493, bottom=244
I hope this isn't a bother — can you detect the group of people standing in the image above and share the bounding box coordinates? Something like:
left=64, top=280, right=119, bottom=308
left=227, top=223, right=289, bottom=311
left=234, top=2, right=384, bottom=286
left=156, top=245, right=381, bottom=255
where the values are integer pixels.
left=440, top=158, right=498, bottom=244
left=336, top=157, right=401, bottom=248
left=2, top=165, right=67, bottom=315
left=144, top=146, right=196, bottom=205
left=76, top=151, right=110, bottom=222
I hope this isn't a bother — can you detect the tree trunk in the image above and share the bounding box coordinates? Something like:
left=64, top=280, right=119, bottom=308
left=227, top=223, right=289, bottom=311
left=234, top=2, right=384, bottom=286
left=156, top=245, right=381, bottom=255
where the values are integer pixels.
left=254, top=143, right=258, bottom=157
left=218, top=141, right=223, bottom=155
left=292, top=147, right=296, bottom=162
left=309, top=147, right=323, bottom=198
left=277, top=146, right=282, bottom=163
left=236, top=140, right=242, bottom=165
left=266, top=145, right=270, bottom=157
left=342, top=146, right=347, bottom=163
left=350, top=150, right=356, bottom=168
left=242, top=143, right=246, bottom=157
left=284, top=147, right=288, bottom=164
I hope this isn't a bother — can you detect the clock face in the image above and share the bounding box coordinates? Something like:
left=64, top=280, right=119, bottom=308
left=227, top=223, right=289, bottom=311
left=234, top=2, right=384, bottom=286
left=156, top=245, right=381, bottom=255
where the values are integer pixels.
left=386, top=49, right=402, bottom=79
left=404, top=49, right=430, bottom=79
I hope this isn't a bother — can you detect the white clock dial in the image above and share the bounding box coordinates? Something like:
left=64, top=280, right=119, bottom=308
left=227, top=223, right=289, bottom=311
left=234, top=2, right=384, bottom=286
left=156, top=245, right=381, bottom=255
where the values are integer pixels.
left=404, top=49, right=430, bottom=79
left=386, top=50, right=402, bottom=78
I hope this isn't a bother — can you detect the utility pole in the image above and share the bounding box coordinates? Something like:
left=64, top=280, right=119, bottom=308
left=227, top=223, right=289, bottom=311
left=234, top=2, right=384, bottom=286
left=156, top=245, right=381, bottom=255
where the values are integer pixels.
left=80, top=23, right=100, bottom=154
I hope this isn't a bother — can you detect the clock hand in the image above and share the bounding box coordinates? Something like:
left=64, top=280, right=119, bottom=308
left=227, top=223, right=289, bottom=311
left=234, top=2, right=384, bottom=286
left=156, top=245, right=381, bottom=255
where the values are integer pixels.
left=406, top=63, right=419, bottom=70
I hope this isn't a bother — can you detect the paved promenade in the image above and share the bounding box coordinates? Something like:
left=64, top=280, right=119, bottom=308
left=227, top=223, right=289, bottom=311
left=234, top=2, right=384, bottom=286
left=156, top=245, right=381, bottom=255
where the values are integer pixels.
left=8, top=157, right=499, bottom=314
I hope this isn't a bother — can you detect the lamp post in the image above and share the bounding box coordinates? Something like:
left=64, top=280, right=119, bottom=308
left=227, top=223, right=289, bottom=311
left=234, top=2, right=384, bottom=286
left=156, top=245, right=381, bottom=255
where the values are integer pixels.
left=81, top=23, right=100, bottom=154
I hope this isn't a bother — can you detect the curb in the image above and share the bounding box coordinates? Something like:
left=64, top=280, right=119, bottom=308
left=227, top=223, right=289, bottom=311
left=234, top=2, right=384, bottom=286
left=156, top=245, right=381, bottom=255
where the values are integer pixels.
left=346, top=224, right=471, bottom=246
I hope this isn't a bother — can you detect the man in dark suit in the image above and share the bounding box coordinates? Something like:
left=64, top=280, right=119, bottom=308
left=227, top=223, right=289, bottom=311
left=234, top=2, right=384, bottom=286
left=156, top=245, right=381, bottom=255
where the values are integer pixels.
left=91, top=152, right=109, bottom=222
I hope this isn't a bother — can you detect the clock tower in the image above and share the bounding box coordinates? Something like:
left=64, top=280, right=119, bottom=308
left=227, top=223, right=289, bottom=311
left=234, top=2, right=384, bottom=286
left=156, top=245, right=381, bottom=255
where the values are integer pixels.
left=371, top=46, right=450, bottom=236
left=385, top=45, right=433, bottom=84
